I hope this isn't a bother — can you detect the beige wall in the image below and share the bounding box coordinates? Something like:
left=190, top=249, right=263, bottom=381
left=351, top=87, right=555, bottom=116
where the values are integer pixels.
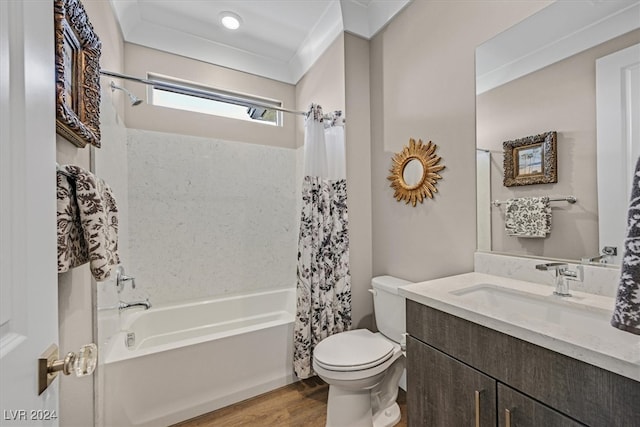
left=370, top=0, right=550, bottom=282
left=478, top=29, right=640, bottom=261
left=56, top=1, right=124, bottom=426
left=56, top=136, right=93, bottom=427
left=124, top=43, right=296, bottom=148
left=294, top=34, right=375, bottom=329
left=295, top=34, right=346, bottom=148
left=344, top=34, right=374, bottom=329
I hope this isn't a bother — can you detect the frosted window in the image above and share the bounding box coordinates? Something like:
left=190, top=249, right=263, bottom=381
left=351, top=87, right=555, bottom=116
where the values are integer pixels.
left=149, top=77, right=281, bottom=126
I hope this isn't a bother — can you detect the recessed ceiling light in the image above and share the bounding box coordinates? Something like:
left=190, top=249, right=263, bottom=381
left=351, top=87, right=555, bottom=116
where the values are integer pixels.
left=220, top=12, right=242, bottom=30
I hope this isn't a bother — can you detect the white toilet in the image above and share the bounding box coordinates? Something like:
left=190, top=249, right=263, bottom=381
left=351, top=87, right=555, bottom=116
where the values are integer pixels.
left=312, top=276, right=410, bottom=427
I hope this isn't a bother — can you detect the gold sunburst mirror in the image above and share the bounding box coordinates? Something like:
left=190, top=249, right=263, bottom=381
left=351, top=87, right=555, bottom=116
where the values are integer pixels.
left=388, top=138, right=445, bottom=206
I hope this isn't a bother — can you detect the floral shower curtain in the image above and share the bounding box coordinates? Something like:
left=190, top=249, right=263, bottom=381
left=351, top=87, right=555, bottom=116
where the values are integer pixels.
left=293, top=105, right=351, bottom=379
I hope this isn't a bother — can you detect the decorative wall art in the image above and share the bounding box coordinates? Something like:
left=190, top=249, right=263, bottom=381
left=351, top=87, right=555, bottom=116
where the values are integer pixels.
left=54, top=0, right=102, bottom=148
left=503, top=131, right=557, bottom=187
left=388, top=138, right=445, bottom=206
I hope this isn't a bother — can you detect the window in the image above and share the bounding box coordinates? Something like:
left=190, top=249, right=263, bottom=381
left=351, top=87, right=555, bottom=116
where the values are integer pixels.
left=148, top=74, right=282, bottom=126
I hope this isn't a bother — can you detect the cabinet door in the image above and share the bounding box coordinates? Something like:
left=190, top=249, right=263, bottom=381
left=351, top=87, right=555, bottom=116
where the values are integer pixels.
left=407, top=336, right=496, bottom=427
left=498, top=383, right=585, bottom=427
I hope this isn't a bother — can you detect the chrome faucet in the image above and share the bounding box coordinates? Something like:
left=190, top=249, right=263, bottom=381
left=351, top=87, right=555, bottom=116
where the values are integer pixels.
left=118, top=299, right=151, bottom=311
left=581, top=254, right=608, bottom=264
left=581, top=246, right=617, bottom=265
left=115, top=266, right=136, bottom=293
left=535, top=263, right=583, bottom=297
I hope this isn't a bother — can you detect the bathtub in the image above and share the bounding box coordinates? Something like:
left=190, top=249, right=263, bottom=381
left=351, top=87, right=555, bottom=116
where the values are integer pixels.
left=100, top=288, right=296, bottom=427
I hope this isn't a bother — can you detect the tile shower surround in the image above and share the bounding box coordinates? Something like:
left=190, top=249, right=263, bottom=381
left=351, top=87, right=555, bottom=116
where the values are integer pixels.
left=126, top=129, right=299, bottom=305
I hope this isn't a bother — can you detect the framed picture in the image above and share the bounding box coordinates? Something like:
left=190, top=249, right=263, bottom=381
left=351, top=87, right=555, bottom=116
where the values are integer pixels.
left=54, top=0, right=102, bottom=148
left=503, top=131, right=557, bottom=187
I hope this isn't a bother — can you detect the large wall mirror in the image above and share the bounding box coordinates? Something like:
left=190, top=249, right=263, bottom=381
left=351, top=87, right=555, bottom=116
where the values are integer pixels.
left=476, top=0, right=640, bottom=266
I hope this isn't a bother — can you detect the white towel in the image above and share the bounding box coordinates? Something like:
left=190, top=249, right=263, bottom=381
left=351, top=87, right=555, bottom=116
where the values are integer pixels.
left=612, top=157, right=640, bottom=335
left=57, top=165, right=120, bottom=281
left=504, top=197, right=551, bottom=238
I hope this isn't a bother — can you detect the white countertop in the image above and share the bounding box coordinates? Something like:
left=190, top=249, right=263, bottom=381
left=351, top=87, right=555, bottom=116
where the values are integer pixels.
left=399, top=272, right=640, bottom=382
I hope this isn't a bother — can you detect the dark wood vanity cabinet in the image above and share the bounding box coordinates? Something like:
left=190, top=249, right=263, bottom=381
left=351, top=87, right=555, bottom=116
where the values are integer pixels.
left=406, top=300, right=640, bottom=427
left=497, top=383, right=583, bottom=427
left=407, top=336, right=496, bottom=426
left=408, top=338, right=582, bottom=427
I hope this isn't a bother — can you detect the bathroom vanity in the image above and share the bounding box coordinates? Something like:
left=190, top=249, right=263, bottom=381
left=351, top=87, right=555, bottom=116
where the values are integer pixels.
left=400, top=272, right=640, bottom=427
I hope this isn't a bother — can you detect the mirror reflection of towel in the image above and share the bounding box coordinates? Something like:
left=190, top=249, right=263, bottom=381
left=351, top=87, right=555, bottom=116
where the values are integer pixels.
left=612, top=157, right=640, bottom=335
left=504, top=197, right=551, bottom=238
left=57, top=165, right=120, bottom=281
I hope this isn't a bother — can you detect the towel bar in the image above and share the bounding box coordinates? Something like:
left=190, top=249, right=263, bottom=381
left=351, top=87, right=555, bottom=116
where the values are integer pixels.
left=492, top=196, right=576, bottom=207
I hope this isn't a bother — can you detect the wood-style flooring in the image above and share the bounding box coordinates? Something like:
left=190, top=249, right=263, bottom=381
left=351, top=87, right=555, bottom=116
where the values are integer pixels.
left=172, top=377, right=407, bottom=427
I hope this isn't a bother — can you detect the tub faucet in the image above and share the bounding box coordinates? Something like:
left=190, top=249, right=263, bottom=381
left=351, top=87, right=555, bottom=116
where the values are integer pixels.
left=535, top=263, right=583, bottom=297
left=118, top=299, right=151, bottom=311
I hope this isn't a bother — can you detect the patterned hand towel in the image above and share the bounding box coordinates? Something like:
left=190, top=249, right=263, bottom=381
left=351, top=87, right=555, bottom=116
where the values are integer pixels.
left=612, top=157, right=640, bottom=335
left=57, top=171, right=90, bottom=272
left=504, top=197, right=551, bottom=238
left=57, top=165, right=120, bottom=281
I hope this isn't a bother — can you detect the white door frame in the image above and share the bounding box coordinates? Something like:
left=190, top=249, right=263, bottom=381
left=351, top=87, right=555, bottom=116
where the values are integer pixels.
left=0, top=0, right=59, bottom=424
left=596, top=43, right=640, bottom=265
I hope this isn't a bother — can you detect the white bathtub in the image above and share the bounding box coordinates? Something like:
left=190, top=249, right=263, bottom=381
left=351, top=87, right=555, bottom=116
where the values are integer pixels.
left=100, top=288, right=296, bottom=427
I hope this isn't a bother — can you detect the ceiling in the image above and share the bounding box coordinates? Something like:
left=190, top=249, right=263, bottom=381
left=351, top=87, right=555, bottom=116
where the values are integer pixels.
left=109, top=0, right=411, bottom=84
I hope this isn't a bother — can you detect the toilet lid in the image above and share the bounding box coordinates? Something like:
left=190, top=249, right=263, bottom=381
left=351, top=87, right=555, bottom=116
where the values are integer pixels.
left=314, top=329, right=394, bottom=371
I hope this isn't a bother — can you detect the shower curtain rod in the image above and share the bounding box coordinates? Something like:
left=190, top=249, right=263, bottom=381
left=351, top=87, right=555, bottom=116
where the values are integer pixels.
left=100, top=70, right=308, bottom=116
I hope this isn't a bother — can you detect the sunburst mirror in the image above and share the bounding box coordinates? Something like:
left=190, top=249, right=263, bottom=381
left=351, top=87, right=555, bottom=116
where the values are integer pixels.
left=388, top=138, right=445, bottom=206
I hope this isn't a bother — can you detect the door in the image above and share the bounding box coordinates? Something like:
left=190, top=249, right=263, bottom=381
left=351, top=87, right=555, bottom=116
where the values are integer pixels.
left=498, top=383, right=585, bottom=427
left=596, top=43, right=640, bottom=264
left=407, top=336, right=496, bottom=427
left=0, top=0, right=59, bottom=424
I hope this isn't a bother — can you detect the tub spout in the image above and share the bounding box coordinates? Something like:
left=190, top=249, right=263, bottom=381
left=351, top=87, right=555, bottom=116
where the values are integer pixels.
left=118, top=299, right=151, bottom=311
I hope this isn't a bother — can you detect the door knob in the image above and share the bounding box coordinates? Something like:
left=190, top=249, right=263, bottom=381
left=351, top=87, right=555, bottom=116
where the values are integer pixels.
left=38, top=343, right=97, bottom=395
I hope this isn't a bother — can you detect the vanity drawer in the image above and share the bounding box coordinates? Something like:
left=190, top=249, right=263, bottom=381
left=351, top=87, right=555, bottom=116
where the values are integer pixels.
left=407, top=300, right=640, bottom=426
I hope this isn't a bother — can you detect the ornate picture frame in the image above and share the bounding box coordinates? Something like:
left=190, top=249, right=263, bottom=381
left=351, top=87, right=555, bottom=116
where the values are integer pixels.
left=54, top=0, right=102, bottom=148
left=503, top=131, right=557, bottom=187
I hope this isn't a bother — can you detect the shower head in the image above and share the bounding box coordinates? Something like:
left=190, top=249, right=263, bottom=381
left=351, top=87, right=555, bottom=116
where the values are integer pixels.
left=110, top=81, right=143, bottom=106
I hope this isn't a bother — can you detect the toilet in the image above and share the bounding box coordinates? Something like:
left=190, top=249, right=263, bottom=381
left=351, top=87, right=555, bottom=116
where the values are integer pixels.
left=313, top=276, right=411, bottom=427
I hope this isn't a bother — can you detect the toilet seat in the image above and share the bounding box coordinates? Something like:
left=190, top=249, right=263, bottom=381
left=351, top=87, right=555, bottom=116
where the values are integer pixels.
left=314, top=329, right=395, bottom=372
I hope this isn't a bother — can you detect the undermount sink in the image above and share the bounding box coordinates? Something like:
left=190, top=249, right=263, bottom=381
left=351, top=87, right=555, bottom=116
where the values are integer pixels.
left=451, top=284, right=612, bottom=336
left=398, top=272, right=640, bottom=381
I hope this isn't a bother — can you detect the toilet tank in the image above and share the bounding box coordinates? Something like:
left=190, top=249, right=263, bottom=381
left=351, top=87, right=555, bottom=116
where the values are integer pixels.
left=371, top=276, right=412, bottom=343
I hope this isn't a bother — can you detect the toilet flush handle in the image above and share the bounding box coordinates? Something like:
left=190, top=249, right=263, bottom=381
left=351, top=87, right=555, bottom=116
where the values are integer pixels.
left=368, top=289, right=377, bottom=296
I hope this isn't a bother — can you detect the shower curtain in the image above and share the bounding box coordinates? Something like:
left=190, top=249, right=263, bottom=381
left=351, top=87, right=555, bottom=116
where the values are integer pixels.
left=293, top=105, right=351, bottom=379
